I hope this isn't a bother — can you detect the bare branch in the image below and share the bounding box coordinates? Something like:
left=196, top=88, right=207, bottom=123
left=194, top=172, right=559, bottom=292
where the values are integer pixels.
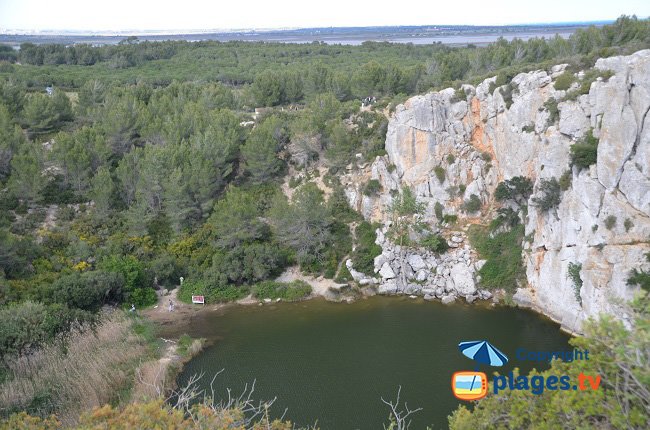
left=381, top=386, right=423, bottom=430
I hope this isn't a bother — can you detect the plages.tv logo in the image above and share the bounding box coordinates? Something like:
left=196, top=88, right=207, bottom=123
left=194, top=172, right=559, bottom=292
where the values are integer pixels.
left=451, top=340, right=508, bottom=401
left=452, top=340, right=601, bottom=401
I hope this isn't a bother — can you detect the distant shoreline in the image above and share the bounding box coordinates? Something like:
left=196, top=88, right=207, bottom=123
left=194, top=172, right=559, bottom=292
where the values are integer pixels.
left=0, top=22, right=606, bottom=47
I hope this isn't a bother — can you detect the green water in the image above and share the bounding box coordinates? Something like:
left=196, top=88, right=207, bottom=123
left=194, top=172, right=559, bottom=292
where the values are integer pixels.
left=175, top=297, right=570, bottom=429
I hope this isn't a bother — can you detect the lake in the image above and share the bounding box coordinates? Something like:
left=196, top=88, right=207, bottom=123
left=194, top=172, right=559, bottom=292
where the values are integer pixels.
left=175, top=297, right=570, bottom=429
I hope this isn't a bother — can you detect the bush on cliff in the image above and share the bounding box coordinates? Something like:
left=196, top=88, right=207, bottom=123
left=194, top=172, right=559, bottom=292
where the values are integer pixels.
left=468, top=224, right=525, bottom=293
left=532, top=178, right=562, bottom=212
left=570, top=129, right=598, bottom=170
left=351, top=221, right=382, bottom=275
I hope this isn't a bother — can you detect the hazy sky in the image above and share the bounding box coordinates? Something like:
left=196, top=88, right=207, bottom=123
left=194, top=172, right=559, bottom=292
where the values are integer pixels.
left=1, top=0, right=649, bottom=32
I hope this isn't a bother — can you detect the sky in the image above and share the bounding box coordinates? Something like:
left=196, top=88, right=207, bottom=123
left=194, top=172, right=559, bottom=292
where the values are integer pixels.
left=1, top=0, right=649, bottom=32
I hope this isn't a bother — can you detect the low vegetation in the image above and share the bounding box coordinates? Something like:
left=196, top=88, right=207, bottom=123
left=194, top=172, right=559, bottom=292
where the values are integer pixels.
left=468, top=224, right=525, bottom=293
left=627, top=253, right=650, bottom=293
left=532, top=178, right=562, bottom=212
left=449, top=294, right=649, bottom=430
left=420, top=234, right=449, bottom=254
left=553, top=71, right=576, bottom=90
left=604, top=215, right=617, bottom=230
left=434, top=165, right=446, bottom=184
left=362, top=179, right=381, bottom=196
left=462, top=194, right=482, bottom=213
left=252, top=280, right=312, bottom=301
left=543, top=98, right=560, bottom=125
left=570, top=129, right=599, bottom=169
left=351, top=221, right=382, bottom=275
left=0, top=311, right=155, bottom=426
left=494, top=176, right=533, bottom=206
left=559, top=170, right=572, bottom=191
left=567, top=262, right=583, bottom=304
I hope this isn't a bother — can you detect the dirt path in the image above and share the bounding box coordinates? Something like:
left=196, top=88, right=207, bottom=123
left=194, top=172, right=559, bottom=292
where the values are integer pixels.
left=142, top=287, right=226, bottom=327
left=275, top=266, right=347, bottom=296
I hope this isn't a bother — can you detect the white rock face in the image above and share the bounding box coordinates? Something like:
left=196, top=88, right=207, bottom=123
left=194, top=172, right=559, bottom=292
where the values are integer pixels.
left=450, top=263, right=477, bottom=296
left=379, top=262, right=396, bottom=279
left=345, top=49, right=650, bottom=334
left=406, top=254, right=427, bottom=271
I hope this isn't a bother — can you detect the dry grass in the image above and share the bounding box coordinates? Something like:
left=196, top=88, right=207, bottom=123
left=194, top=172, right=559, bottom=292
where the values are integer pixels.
left=131, top=337, right=205, bottom=403
left=0, top=310, right=151, bottom=426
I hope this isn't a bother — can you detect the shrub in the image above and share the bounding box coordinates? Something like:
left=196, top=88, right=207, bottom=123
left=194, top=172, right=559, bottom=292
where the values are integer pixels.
left=567, top=262, right=583, bottom=304
left=570, top=129, right=598, bottom=170
left=480, top=151, right=492, bottom=162
left=434, top=201, right=444, bottom=220
left=553, top=71, right=576, bottom=91
left=489, top=208, right=520, bottom=231
left=446, top=185, right=459, bottom=198
left=604, top=215, right=617, bottom=230
left=126, top=287, right=157, bottom=308
left=351, top=221, right=382, bottom=274
left=288, top=176, right=302, bottom=188
left=420, top=234, right=449, bottom=254
left=451, top=87, right=467, bottom=103
left=0, top=302, right=93, bottom=358
left=543, top=99, right=559, bottom=125
left=521, top=123, right=535, bottom=133
left=494, top=176, right=533, bottom=206
left=468, top=224, right=525, bottom=293
left=334, top=264, right=353, bottom=284
left=46, top=271, right=125, bottom=311
left=434, top=165, right=446, bottom=183
left=532, top=178, right=561, bottom=212
left=252, top=280, right=312, bottom=301
left=446, top=154, right=456, bottom=164
left=458, top=184, right=466, bottom=194
left=500, top=81, right=518, bottom=109
left=559, top=170, right=572, bottom=191
left=443, top=214, right=458, bottom=224
left=177, top=280, right=247, bottom=304
left=362, top=179, right=381, bottom=196
left=100, top=255, right=148, bottom=294
left=462, top=194, right=482, bottom=213
left=624, top=218, right=634, bottom=232
left=627, top=269, right=650, bottom=292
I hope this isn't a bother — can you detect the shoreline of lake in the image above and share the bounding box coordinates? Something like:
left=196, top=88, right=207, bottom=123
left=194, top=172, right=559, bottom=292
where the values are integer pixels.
left=171, top=295, right=571, bottom=429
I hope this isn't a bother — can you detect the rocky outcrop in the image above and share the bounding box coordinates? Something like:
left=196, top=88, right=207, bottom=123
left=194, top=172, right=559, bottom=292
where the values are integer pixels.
left=344, top=50, right=650, bottom=333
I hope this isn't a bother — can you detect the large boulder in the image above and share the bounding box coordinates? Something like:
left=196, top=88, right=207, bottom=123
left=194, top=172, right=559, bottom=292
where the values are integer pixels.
left=450, top=263, right=476, bottom=296
left=379, top=262, right=396, bottom=279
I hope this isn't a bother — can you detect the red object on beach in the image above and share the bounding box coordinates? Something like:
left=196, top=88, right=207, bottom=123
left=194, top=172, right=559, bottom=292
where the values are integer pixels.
left=192, top=295, right=205, bottom=304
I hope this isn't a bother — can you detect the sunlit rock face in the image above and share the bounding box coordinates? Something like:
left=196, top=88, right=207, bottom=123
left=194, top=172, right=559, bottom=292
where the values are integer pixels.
left=344, top=50, right=650, bottom=333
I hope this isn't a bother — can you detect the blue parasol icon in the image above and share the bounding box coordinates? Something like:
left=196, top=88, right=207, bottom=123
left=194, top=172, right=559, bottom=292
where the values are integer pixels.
left=458, top=340, right=508, bottom=391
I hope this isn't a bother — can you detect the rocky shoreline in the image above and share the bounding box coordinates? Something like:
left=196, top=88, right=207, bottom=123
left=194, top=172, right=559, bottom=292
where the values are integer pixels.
left=345, top=226, right=493, bottom=305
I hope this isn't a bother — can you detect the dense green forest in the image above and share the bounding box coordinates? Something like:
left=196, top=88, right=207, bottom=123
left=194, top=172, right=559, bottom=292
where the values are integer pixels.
left=1, top=18, right=650, bottom=423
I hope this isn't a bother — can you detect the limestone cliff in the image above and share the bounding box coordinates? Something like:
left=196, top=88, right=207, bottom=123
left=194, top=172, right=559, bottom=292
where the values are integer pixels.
left=344, top=49, right=650, bottom=333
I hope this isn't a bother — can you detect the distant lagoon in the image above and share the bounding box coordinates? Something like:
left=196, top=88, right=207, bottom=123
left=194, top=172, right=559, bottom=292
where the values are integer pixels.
left=0, top=23, right=598, bottom=47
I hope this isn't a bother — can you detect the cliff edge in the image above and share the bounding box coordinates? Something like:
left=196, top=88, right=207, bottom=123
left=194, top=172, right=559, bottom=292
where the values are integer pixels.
left=344, top=49, right=650, bottom=333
